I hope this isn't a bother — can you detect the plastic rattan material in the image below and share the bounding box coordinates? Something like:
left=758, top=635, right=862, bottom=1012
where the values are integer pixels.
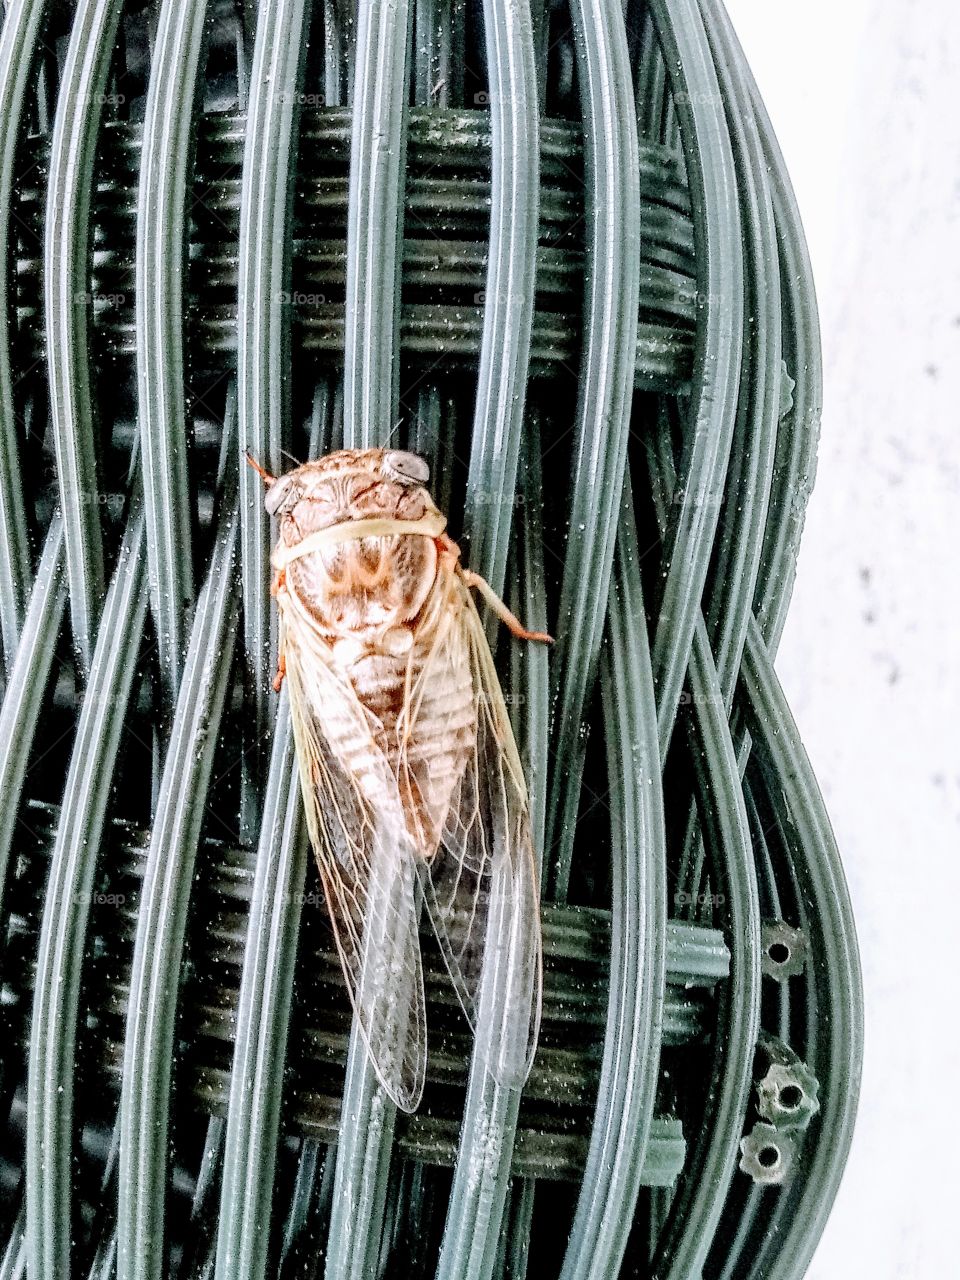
left=0, top=2, right=862, bottom=1278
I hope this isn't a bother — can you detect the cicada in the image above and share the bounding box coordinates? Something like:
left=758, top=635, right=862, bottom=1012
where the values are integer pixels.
left=252, top=447, right=549, bottom=1112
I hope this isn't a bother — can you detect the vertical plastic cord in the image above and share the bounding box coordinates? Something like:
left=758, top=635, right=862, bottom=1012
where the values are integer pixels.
left=216, top=383, right=330, bottom=1280
left=237, top=0, right=313, bottom=795
left=544, top=0, right=642, bottom=901
left=436, top=430, right=545, bottom=1280
left=461, top=0, right=540, bottom=604
left=327, top=2, right=412, bottom=1274
left=116, top=495, right=239, bottom=1280
left=656, top=0, right=781, bottom=923
left=644, top=0, right=744, bottom=761
left=557, top=477, right=667, bottom=1280
left=739, top=625, right=863, bottom=1280
left=214, top=705, right=309, bottom=1280
left=44, top=0, right=126, bottom=668
left=644, top=434, right=763, bottom=1280
left=716, top=13, right=846, bottom=1278
left=136, top=0, right=208, bottom=698
left=0, top=517, right=64, bottom=953
left=26, top=503, right=149, bottom=1280
left=413, top=0, right=453, bottom=106
left=433, top=1, right=540, bottom=1273
left=696, top=0, right=781, bottom=702
left=341, top=0, right=412, bottom=447
left=0, top=0, right=44, bottom=663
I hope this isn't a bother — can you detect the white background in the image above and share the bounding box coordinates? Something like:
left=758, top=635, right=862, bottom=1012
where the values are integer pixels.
left=724, top=1, right=960, bottom=1276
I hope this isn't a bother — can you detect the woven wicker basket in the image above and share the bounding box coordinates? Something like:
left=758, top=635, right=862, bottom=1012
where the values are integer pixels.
left=0, top=1, right=862, bottom=1277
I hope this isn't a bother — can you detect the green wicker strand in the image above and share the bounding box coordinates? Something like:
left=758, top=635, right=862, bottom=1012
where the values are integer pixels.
left=461, top=0, right=539, bottom=602
left=557, top=478, right=667, bottom=1280
left=328, top=0, right=414, bottom=1270
left=214, top=706, right=308, bottom=1280
left=237, top=0, right=313, bottom=772
left=433, top=0, right=542, bottom=1268
left=739, top=624, right=863, bottom=1280
left=135, top=0, right=209, bottom=696
left=341, top=0, right=411, bottom=446
left=116, top=500, right=239, bottom=1280
left=654, top=623, right=762, bottom=1278
left=641, top=414, right=766, bottom=1276
left=644, top=0, right=744, bottom=759
left=217, top=383, right=330, bottom=1278
left=26, top=503, right=148, bottom=1280
left=0, top=517, right=65, bottom=945
left=697, top=0, right=781, bottom=699
left=435, top=438, right=549, bottom=1280
left=544, top=0, right=642, bottom=900
left=44, top=0, right=126, bottom=667
left=0, top=0, right=45, bottom=662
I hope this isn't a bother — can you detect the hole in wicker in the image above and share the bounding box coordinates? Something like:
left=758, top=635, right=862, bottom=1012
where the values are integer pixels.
left=779, top=1084, right=803, bottom=1110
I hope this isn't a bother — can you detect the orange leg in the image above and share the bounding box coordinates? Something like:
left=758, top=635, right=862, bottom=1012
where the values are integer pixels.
left=460, top=568, right=553, bottom=644
left=273, top=649, right=286, bottom=692
left=436, top=531, right=461, bottom=561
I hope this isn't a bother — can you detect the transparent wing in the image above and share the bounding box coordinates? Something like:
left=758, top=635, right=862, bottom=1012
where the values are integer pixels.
left=411, top=572, right=543, bottom=1088
left=281, top=607, right=427, bottom=1113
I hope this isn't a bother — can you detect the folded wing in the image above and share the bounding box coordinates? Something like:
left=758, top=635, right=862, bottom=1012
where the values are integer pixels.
left=283, top=610, right=427, bottom=1113
left=411, top=574, right=543, bottom=1088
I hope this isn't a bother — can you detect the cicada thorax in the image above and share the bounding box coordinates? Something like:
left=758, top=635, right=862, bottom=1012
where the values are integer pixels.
left=282, top=521, right=477, bottom=862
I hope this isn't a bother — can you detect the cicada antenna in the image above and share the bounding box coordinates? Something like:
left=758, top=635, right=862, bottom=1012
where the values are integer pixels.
left=244, top=451, right=276, bottom=487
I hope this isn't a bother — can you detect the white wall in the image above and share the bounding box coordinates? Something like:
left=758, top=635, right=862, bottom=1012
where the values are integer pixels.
left=723, top=2, right=960, bottom=1276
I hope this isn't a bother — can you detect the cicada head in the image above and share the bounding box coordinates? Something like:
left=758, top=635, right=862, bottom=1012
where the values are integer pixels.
left=260, top=448, right=446, bottom=639
left=262, top=447, right=439, bottom=540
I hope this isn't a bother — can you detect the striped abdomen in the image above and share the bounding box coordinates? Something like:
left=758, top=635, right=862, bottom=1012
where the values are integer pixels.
left=289, top=546, right=477, bottom=860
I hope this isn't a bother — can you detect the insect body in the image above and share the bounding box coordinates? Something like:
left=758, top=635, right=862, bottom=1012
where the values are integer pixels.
left=256, top=447, right=549, bottom=1111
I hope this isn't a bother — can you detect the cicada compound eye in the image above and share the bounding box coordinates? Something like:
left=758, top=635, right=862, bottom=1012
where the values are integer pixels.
left=264, top=474, right=298, bottom=517
left=383, top=450, right=430, bottom=486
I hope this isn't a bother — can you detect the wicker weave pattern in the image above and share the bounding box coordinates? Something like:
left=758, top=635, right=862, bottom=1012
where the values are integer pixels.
left=0, top=2, right=861, bottom=1277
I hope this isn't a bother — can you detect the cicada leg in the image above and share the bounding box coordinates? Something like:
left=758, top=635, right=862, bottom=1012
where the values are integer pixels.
left=459, top=568, right=553, bottom=644
left=273, top=648, right=286, bottom=692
